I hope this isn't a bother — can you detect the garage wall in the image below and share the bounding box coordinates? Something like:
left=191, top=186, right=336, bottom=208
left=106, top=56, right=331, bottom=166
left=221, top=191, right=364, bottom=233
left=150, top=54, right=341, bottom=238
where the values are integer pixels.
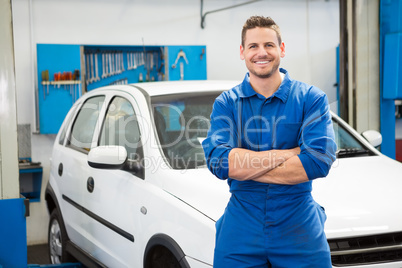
left=11, top=0, right=339, bottom=244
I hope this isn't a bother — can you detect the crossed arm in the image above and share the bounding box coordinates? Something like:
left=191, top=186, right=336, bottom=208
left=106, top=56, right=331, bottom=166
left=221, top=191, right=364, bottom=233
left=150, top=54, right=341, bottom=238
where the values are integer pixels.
left=228, top=147, right=308, bottom=185
left=204, top=91, right=336, bottom=184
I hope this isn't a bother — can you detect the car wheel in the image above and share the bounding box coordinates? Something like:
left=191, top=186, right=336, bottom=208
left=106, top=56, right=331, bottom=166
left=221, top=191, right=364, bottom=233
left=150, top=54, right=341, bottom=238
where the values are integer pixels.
left=48, top=209, right=74, bottom=264
left=146, top=245, right=181, bottom=268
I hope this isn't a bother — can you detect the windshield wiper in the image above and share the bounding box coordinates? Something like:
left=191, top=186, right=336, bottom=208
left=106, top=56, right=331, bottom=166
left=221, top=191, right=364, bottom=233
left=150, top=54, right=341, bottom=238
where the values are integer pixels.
left=336, top=148, right=371, bottom=158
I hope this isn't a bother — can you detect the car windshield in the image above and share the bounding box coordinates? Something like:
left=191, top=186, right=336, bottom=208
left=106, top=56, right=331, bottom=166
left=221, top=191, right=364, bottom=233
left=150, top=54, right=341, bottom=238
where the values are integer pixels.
left=151, top=92, right=375, bottom=170
left=332, top=118, right=376, bottom=158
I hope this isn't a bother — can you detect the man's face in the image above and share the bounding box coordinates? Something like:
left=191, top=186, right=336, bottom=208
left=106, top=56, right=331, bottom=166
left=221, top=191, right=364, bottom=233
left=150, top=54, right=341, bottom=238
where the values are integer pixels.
left=240, top=27, right=285, bottom=79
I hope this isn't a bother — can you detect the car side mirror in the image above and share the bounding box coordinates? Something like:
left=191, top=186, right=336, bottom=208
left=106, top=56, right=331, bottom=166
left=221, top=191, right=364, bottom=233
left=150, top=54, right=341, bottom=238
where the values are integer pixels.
left=361, top=130, right=382, bottom=148
left=88, top=146, right=127, bottom=169
left=88, top=146, right=145, bottom=179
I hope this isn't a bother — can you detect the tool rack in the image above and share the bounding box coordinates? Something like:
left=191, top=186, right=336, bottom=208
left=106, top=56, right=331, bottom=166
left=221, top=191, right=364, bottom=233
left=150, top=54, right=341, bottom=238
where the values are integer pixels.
left=83, top=46, right=165, bottom=91
left=36, top=44, right=207, bottom=134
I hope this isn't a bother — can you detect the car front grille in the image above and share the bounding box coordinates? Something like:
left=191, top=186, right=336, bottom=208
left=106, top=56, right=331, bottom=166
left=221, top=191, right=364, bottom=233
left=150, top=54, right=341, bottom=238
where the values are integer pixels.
left=328, top=232, right=402, bottom=266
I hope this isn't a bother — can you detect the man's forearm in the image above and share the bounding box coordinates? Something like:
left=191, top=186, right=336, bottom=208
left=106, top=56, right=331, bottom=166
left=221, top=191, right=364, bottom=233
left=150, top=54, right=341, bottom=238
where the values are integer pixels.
left=228, top=147, right=300, bottom=181
left=252, top=155, right=308, bottom=185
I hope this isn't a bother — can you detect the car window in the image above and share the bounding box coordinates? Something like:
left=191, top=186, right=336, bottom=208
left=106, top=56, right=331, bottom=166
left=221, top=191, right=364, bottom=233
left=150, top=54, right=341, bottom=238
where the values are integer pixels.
left=68, top=96, right=105, bottom=152
left=58, top=105, right=78, bottom=145
left=332, top=117, right=376, bottom=158
left=333, top=120, right=363, bottom=149
left=99, top=96, right=143, bottom=161
left=152, top=92, right=221, bottom=169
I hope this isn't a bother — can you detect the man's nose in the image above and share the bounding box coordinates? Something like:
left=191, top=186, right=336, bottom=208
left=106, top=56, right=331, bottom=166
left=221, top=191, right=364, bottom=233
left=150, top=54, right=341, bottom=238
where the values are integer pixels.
left=256, top=46, right=268, bottom=56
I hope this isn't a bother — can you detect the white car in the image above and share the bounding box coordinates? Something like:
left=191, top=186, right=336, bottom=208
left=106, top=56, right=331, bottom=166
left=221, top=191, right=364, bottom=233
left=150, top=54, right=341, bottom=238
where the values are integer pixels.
left=45, top=81, right=402, bottom=267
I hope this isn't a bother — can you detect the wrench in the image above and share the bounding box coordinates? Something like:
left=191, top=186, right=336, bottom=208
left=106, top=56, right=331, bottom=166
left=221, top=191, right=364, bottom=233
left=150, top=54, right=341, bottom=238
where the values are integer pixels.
left=86, top=53, right=90, bottom=85
left=180, top=62, right=184, bottom=80
left=116, top=52, right=120, bottom=74
left=109, top=53, right=114, bottom=76
left=95, top=53, right=100, bottom=81
left=90, top=53, right=95, bottom=83
left=121, top=52, right=125, bottom=72
left=105, top=53, right=109, bottom=77
left=115, top=52, right=118, bottom=74
left=102, top=53, right=106, bottom=79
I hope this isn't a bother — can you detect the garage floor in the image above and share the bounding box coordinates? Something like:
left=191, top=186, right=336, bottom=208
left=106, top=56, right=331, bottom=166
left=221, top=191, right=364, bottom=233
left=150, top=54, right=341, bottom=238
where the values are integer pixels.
left=27, top=244, right=50, bottom=265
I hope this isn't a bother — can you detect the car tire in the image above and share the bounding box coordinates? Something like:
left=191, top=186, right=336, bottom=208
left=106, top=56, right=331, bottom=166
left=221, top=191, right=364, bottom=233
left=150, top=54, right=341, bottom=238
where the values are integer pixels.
left=48, top=209, right=75, bottom=264
left=146, top=245, right=181, bottom=268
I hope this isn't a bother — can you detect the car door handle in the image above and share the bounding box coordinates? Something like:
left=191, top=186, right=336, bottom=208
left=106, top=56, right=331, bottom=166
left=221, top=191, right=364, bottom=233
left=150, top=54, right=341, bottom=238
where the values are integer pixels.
left=58, top=163, right=63, bottom=176
left=87, top=177, right=95, bottom=193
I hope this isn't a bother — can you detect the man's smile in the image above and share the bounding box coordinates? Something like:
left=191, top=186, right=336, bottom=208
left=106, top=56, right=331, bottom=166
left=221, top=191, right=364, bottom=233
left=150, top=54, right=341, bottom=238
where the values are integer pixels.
left=252, top=58, right=272, bottom=65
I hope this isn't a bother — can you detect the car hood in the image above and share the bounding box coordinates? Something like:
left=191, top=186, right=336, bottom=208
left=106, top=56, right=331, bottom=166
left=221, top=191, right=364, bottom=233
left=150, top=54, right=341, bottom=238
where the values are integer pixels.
left=312, top=155, right=402, bottom=239
left=160, top=168, right=231, bottom=222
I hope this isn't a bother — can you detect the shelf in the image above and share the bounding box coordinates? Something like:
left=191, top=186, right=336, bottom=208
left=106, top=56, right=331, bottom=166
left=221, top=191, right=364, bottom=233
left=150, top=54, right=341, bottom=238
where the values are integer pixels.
left=19, top=164, right=43, bottom=202
left=41, top=80, right=81, bottom=86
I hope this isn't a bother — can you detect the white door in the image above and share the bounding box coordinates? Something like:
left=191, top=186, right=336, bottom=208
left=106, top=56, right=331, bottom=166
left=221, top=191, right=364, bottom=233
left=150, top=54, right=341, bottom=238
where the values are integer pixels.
left=81, top=93, right=148, bottom=267
left=56, top=95, right=107, bottom=249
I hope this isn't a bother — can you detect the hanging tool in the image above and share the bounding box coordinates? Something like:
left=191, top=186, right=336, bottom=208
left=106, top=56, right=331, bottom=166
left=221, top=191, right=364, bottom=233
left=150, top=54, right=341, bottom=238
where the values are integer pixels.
left=200, top=48, right=205, bottom=60
left=158, top=62, right=165, bottom=81
left=61, top=72, right=66, bottom=90
left=120, top=52, right=125, bottom=72
left=114, top=52, right=119, bottom=74
left=90, top=53, right=95, bottom=83
left=94, top=53, right=100, bottom=81
left=127, top=52, right=131, bottom=70
left=149, top=52, right=152, bottom=71
left=102, top=53, right=106, bottom=78
left=133, top=52, right=137, bottom=69
left=109, top=53, right=114, bottom=76
left=86, top=53, right=91, bottom=85
left=45, top=70, right=49, bottom=95
left=72, top=70, right=77, bottom=101
left=41, top=70, right=49, bottom=100
left=117, top=52, right=121, bottom=74
left=180, top=62, right=184, bottom=80
left=171, top=49, right=189, bottom=69
left=106, top=52, right=110, bottom=77
left=54, top=72, right=61, bottom=88
left=65, top=71, right=72, bottom=93
left=73, top=69, right=80, bottom=102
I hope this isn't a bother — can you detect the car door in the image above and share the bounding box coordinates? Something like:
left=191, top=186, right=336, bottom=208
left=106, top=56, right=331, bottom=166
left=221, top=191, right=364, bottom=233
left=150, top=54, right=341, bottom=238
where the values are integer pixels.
left=81, top=92, right=148, bottom=267
left=56, top=95, right=107, bottom=249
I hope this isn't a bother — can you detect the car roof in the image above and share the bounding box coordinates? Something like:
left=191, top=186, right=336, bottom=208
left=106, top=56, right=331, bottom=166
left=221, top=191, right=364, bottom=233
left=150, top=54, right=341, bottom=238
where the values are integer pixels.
left=128, top=80, right=241, bottom=97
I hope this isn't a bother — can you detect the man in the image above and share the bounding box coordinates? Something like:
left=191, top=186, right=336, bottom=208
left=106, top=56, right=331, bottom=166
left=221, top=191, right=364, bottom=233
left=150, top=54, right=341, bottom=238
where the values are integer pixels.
left=202, top=16, right=337, bottom=267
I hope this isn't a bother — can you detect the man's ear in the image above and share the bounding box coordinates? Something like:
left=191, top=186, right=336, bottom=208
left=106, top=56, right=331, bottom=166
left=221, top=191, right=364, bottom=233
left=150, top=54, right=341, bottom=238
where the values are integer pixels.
left=240, top=45, right=245, bottom=60
left=280, top=42, right=286, bottom=58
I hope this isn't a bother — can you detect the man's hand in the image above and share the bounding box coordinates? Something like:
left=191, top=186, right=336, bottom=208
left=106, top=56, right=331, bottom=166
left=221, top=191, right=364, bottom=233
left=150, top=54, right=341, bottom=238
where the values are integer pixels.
left=228, top=147, right=300, bottom=181
left=252, top=155, right=309, bottom=185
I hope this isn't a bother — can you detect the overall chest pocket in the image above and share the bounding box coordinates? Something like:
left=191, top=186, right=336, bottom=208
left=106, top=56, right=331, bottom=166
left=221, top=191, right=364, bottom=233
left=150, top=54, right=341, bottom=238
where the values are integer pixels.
left=271, top=122, right=302, bottom=148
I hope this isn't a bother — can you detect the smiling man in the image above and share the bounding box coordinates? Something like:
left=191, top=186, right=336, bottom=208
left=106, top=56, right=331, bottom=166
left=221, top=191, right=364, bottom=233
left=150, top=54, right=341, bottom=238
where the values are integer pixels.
left=202, top=16, right=337, bottom=267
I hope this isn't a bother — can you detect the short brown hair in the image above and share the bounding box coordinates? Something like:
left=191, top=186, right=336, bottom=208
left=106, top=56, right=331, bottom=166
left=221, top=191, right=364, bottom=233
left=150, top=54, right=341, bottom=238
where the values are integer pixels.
left=241, top=16, right=282, bottom=47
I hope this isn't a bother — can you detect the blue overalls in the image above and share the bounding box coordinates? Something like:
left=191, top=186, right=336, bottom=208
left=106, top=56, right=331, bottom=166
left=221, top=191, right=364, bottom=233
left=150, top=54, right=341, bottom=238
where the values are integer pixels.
left=214, top=188, right=331, bottom=267
left=202, top=69, right=337, bottom=267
